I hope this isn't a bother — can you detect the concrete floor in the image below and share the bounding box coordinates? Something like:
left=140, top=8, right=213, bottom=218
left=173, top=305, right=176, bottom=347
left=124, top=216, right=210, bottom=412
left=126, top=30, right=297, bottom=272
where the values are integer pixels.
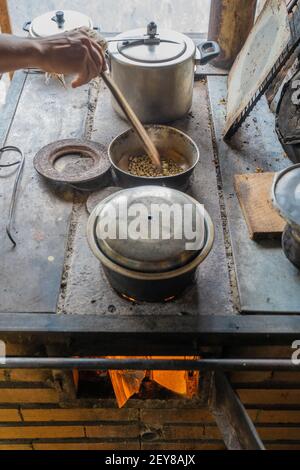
left=8, top=0, right=211, bottom=35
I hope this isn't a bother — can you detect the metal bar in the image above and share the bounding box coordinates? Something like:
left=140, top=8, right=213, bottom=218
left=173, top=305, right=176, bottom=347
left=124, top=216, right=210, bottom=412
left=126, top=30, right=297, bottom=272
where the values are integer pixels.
left=1, top=314, right=300, bottom=356
left=0, top=72, right=27, bottom=147
left=211, top=371, right=265, bottom=450
left=0, top=358, right=299, bottom=371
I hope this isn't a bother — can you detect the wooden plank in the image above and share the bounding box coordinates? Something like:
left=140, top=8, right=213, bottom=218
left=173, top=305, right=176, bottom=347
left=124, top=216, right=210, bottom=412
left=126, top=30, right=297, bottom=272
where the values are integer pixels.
left=21, top=408, right=138, bottom=422
left=237, top=389, right=300, bottom=405
left=258, top=426, right=300, bottom=440
left=256, top=410, right=300, bottom=423
left=33, top=442, right=139, bottom=451
left=229, top=371, right=273, bottom=383
left=267, top=443, right=300, bottom=450
left=226, top=345, right=293, bottom=358
left=208, top=75, right=300, bottom=313
left=158, top=425, right=208, bottom=440
left=272, top=371, right=300, bottom=382
left=141, top=409, right=214, bottom=425
left=1, top=370, right=51, bottom=382
left=62, top=80, right=232, bottom=318
left=0, top=425, right=85, bottom=439
left=0, top=409, right=21, bottom=422
left=234, top=173, right=285, bottom=240
left=0, top=444, right=32, bottom=450
left=230, top=370, right=300, bottom=384
left=0, top=74, right=89, bottom=313
left=0, top=388, right=59, bottom=403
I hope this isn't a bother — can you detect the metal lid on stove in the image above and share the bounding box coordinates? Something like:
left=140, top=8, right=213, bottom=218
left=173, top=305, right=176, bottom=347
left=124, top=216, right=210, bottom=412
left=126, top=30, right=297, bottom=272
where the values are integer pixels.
left=272, top=164, right=300, bottom=226
left=108, top=23, right=195, bottom=67
left=87, top=186, right=207, bottom=273
left=29, top=10, right=93, bottom=38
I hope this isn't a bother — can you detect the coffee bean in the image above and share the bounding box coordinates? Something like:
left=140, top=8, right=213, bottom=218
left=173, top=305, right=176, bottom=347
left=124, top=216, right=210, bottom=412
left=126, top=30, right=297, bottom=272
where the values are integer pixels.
left=128, top=155, right=182, bottom=177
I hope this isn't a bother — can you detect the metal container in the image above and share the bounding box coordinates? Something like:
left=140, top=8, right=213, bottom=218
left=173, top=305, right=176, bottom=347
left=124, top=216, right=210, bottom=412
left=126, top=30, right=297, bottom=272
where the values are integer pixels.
left=23, top=10, right=94, bottom=37
left=272, top=164, right=300, bottom=269
left=276, top=69, right=300, bottom=164
left=87, top=186, right=214, bottom=302
left=107, top=22, right=220, bottom=123
left=109, top=125, right=199, bottom=190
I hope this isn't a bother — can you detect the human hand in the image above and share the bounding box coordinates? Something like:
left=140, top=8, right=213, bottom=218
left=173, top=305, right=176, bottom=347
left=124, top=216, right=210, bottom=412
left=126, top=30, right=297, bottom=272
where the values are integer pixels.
left=36, top=27, right=107, bottom=88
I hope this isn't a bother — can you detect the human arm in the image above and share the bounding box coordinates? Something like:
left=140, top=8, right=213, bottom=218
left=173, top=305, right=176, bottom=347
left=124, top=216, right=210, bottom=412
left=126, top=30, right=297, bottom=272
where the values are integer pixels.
left=0, top=28, right=107, bottom=87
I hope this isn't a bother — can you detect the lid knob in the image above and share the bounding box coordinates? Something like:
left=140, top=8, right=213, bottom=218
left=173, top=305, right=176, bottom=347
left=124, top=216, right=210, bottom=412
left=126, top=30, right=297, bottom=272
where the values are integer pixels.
left=147, top=21, right=157, bottom=38
left=145, top=21, right=160, bottom=45
left=52, top=10, right=65, bottom=28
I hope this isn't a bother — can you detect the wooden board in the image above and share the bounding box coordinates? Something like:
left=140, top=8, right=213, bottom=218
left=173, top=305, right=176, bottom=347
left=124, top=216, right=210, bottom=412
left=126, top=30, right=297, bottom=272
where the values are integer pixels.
left=234, top=173, right=285, bottom=240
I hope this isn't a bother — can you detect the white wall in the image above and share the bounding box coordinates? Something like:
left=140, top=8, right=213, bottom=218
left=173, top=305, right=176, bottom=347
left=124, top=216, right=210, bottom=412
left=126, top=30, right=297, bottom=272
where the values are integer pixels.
left=8, top=0, right=211, bottom=35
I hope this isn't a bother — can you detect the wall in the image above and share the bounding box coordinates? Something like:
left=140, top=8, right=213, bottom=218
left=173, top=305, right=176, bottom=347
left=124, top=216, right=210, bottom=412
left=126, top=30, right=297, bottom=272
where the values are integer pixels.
left=8, top=0, right=211, bottom=36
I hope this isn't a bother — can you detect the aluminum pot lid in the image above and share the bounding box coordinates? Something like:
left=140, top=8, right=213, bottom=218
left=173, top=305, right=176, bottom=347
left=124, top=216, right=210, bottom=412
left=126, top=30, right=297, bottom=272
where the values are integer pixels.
left=90, top=186, right=207, bottom=273
left=273, top=164, right=300, bottom=226
left=110, top=23, right=193, bottom=65
left=30, top=10, right=93, bottom=37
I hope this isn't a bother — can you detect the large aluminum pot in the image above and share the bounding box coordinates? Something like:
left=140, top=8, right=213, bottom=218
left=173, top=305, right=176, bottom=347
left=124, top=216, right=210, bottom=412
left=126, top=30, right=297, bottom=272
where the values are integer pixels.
left=87, top=186, right=215, bottom=302
left=107, top=22, right=220, bottom=123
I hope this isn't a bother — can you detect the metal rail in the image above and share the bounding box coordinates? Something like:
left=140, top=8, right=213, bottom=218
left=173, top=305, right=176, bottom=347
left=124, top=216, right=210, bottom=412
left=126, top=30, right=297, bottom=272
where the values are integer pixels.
left=0, top=358, right=299, bottom=371
left=211, top=372, right=265, bottom=450
left=0, top=146, right=25, bottom=246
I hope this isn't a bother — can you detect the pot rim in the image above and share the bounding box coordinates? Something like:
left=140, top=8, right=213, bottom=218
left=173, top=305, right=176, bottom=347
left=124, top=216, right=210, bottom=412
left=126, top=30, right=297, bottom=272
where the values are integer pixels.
left=87, top=187, right=215, bottom=281
left=108, top=125, right=200, bottom=181
left=107, top=27, right=196, bottom=69
left=271, top=163, right=300, bottom=228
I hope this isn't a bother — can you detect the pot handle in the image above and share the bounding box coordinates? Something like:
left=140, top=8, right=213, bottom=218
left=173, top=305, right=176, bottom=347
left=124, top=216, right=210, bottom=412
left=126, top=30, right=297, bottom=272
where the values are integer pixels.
left=105, top=50, right=112, bottom=72
left=195, top=41, right=220, bottom=65
left=23, top=21, right=31, bottom=33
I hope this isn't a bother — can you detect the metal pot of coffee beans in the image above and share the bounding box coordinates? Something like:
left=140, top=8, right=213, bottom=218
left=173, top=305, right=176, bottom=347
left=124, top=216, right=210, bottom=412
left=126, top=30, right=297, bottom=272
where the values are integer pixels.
left=109, top=125, right=199, bottom=190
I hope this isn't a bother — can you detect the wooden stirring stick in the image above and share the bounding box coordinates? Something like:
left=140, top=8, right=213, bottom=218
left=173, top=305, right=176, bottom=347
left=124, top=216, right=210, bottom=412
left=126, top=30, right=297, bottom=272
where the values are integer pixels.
left=101, top=72, right=161, bottom=169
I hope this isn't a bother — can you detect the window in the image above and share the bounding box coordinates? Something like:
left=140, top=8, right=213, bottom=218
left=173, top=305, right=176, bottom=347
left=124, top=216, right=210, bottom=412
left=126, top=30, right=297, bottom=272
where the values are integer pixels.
left=9, top=0, right=212, bottom=35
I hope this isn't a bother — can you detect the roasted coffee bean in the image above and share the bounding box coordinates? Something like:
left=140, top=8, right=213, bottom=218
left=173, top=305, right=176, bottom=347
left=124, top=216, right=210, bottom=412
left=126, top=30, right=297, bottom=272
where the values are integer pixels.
left=128, top=155, right=182, bottom=177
